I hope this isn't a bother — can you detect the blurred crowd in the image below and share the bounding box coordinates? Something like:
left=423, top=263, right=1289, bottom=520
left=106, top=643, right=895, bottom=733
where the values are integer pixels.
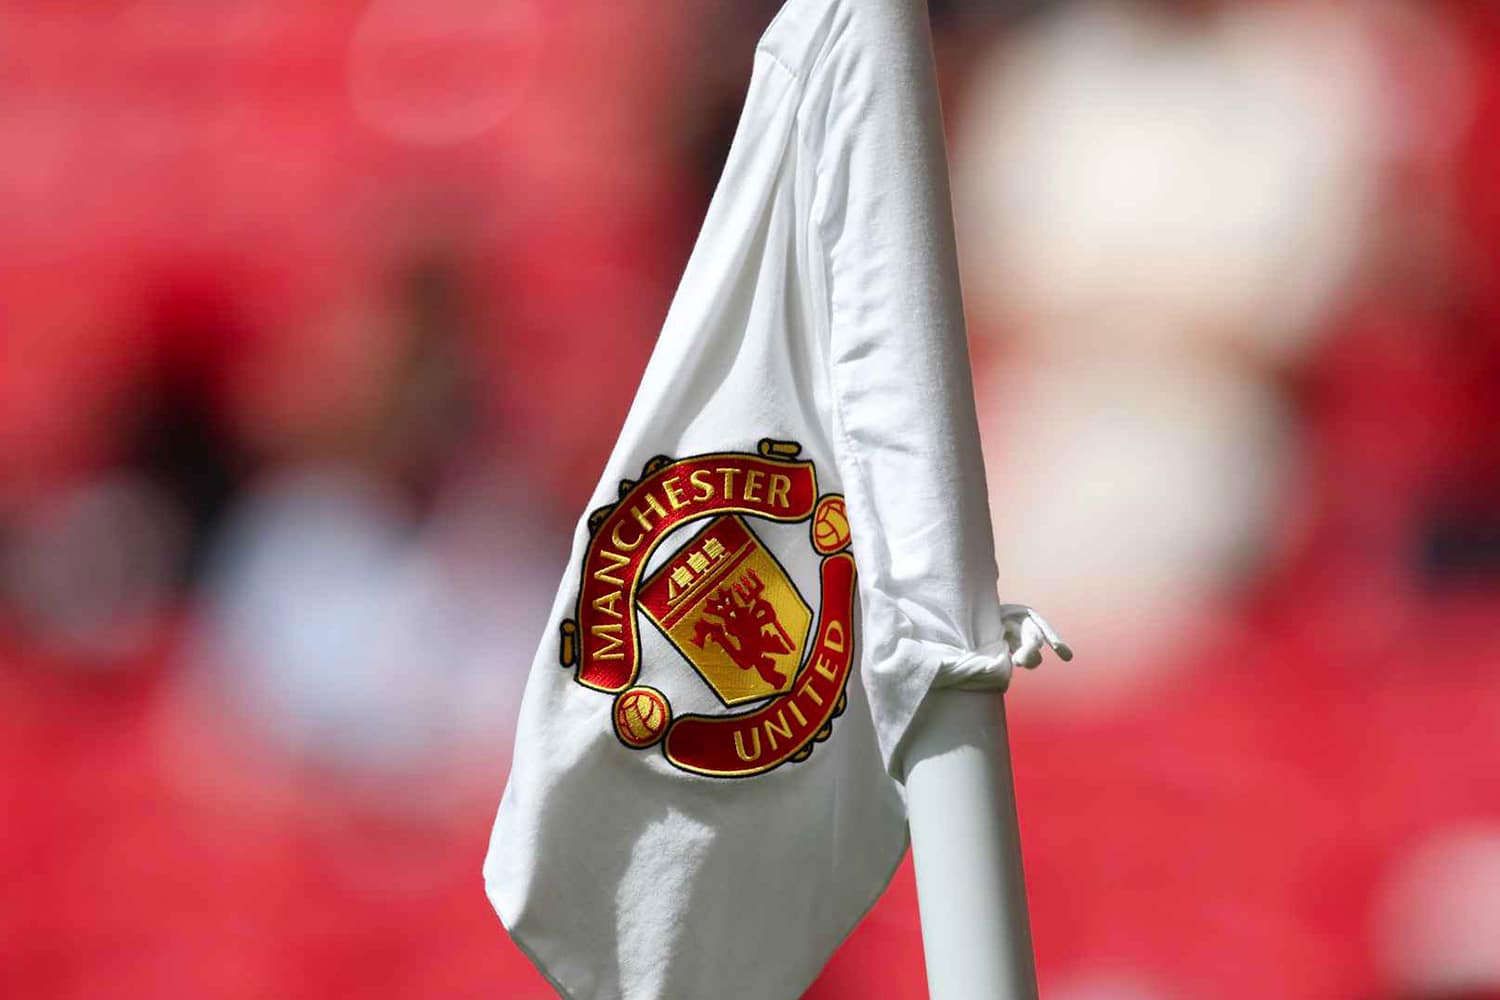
left=4, top=0, right=1500, bottom=997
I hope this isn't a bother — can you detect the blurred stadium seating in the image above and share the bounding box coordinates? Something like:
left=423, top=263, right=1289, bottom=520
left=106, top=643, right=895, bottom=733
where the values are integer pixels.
left=5, top=1, right=1500, bottom=997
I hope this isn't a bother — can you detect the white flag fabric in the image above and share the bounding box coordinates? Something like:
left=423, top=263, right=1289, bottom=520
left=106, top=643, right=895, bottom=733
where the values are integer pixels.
left=486, top=0, right=1011, bottom=995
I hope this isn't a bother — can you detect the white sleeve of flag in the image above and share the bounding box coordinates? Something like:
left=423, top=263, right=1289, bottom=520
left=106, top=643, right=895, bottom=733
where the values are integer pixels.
left=805, top=0, right=1011, bottom=776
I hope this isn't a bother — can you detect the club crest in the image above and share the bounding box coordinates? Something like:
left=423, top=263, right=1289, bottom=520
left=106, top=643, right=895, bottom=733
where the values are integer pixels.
left=558, top=439, right=856, bottom=778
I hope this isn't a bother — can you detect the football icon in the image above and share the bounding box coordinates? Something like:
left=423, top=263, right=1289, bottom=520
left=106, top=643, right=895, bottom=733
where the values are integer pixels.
left=614, top=686, right=671, bottom=748
left=811, top=495, right=851, bottom=554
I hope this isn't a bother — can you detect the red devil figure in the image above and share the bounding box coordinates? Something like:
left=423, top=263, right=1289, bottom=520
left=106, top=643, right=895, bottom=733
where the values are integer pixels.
left=691, top=569, right=794, bottom=687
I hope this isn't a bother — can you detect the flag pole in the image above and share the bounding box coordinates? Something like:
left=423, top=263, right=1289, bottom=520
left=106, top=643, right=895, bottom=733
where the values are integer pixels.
left=903, top=689, right=1038, bottom=999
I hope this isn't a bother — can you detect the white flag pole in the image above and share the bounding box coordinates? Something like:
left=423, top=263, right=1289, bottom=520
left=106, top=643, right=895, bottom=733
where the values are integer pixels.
left=884, top=2, right=1054, bottom=994
left=904, top=690, right=1038, bottom=1000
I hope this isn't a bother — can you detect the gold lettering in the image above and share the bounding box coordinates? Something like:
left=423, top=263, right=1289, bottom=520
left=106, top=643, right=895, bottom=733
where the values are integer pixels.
left=764, top=710, right=794, bottom=751
left=814, top=654, right=839, bottom=682
left=744, top=469, right=764, bottom=503
left=718, top=467, right=740, bottom=499
left=768, top=474, right=792, bottom=508
left=662, top=477, right=688, bottom=510
left=610, top=522, right=642, bottom=553
left=824, top=620, right=846, bottom=654
left=591, top=623, right=625, bottom=660
left=690, top=469, right=715, bottom=501
left=734, top=728, right=762, bottom=762
left=800, top=679, right=825, bottom=706
left=787, top=700, right=807, bottom=727
left=593, top=549, right=631, bottom=585
left=591, top=590, right=623, bottom=619
left=631, top=494, right=667, bottom=533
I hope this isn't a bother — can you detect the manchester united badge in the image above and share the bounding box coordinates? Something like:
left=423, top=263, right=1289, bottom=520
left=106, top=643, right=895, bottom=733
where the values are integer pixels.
left=558, top=439, right=856, bottom=778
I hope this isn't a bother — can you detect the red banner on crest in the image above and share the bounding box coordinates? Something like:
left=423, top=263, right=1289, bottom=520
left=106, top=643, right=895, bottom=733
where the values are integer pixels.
left=573, top=453, right=818, bottom=693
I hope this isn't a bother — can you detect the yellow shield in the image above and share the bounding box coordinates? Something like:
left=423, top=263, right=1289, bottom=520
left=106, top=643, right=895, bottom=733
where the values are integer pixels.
left=639, top=516, right=812, bottom=706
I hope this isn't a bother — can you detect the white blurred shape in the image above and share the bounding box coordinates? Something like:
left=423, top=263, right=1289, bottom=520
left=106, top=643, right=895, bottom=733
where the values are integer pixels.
left=348, top=0, right=540, bottom=146
left=983, top=357, right=1287, bottom=703
left=955, top=0, right=1383, bottom=361
left=1374, top=827, right=1500, bottom=995
left=950, top=0, right=1397, bottom=703
left=198, top=466, right=553, bottom=778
